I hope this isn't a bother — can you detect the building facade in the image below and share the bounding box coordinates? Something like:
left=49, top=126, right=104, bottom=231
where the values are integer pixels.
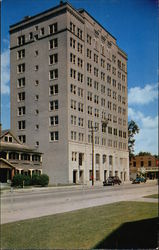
left=129, top=155, right=159, bottom=180
left=0, top=127, right=42, bottom=183
left=10, top=2, right=129, bottom=184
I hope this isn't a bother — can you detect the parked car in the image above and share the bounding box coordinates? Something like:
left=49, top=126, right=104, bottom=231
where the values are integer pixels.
left=132, top=176, right=146, bottom=184
left=103, top=176, right=121, bottom=186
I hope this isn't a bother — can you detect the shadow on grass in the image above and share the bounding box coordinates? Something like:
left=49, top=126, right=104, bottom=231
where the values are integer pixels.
left=94, top=217, right=158, bottom=249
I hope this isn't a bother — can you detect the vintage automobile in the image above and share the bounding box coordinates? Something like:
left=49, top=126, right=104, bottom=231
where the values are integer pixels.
left=132, top=176, right=146, bottom=184
left=103, top=176, right=122, bottom=186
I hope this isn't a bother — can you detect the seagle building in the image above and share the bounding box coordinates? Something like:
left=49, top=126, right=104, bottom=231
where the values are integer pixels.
left=10, top=1, right=129, bottom=184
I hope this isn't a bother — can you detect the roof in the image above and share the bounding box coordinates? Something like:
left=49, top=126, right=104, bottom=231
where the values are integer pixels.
left=9, top=1, right=116, bottom=42
left=0, top=129, right=42, bottom=154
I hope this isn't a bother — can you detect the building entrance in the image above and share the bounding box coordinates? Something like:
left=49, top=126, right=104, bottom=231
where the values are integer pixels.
left=73, top=170, right=77, bottom=184
left=0, top=168, right=11, bottom=183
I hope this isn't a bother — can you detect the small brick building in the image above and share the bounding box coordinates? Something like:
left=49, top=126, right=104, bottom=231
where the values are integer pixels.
left=129, top=154, right=158, bottom=180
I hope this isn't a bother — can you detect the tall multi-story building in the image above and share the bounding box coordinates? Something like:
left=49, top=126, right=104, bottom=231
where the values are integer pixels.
left=10, top=1, right=129, bottom=184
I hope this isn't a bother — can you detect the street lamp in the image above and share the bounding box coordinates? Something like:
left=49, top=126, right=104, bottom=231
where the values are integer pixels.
left=89, top=118, right=108, bottom=186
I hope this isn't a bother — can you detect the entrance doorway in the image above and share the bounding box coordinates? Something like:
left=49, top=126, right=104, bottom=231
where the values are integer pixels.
left=79, top=170, right=84, bottom=183
left=104, top=170, right=107, bottom=181
left=73, top=170, right=77, bottom=184
left=0, top=168, right=11, bottom=183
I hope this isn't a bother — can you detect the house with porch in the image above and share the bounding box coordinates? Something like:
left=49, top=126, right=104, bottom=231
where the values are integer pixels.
left=0, top=127, right=42, bottom=183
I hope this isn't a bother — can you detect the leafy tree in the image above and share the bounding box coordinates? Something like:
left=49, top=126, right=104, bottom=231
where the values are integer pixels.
left=128, top=120, right=139, bottom=157
left=138, top=151, right=151, bottom=156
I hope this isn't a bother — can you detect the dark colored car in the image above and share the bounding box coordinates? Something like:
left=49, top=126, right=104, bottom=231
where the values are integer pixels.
left=132, top=177, right=146, bottom=184
left=103, top=176, right=122, bottom=186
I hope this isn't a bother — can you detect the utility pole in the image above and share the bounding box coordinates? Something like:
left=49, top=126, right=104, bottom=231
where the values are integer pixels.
left=89, top=126, right=98, bottom=186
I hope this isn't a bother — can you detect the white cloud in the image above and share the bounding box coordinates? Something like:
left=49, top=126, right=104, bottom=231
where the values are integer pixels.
left=128, top=107, right=158, bottom=154
left=1, top=47, right=10, bottom=94
left=128, top=84, right=158, bottom=105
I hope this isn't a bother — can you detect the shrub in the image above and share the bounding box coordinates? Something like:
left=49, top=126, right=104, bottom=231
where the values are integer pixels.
left=23, top=175, right=31, bottom=186
left=38, top=174, right=49, bottom=187
left=12, top=174, right=24, bottom=187
left=31, top=174, right=40, bottom=185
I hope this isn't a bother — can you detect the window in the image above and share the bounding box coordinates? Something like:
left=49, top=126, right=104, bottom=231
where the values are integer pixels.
left=78, top=132, right=84, bottom=142
left=70, top=84, right=76, bottom=95
left=109, top=155, right=113, bottom=165
left=78, top=73, right=83, bottom=83
left=96, top=170, right=100, bottom=181
left=40, top=27, right=45, bottom=35
left=35, top=50, right=39, bottom=56
left=49, top=69, right=58, bottom=80
left=35, top=95, right=39, bottom=101
left=71, top=115, right=76, bottom=125
left=35, top=65, right=39, bottom=71
left=49, top=38, right=58, bottom=49
left=87, top=91, right=92, bottom=101
left=77, top=28, right=83, bottom=39
left=49, top=100, right=58, bottom=111
left=96, top=154, right=100, bottom=164
left=148, top=161, right=151, bottom=167
left=141, top=161, right=144, bottom=167
left=133, top=161, right=136, bottom=167
left=94, top=81, right=99, bottom=91
left=87, top=34, right=92, bottom=45
left=78, top=117, right=84, bottom=127
left=17, top=78, right=25, bottom=88
left=94, top=54, right=98, bottom=63
left=71, top=131, right=77, bottom=141
left=70, top=37, right=76, bottom=49
left=29, top=32, right=33, bottom=40
left=49, top=23, right=57, bottom=34
left=49, top=85, right=58, bottom=95
left=77, top=43, right=83, bottom=54
left=70, top=53, right=76, bottom=64
left=17, top=49, right=25, bottom=59
left=108, top=127, right=112, bottom=134
left=78, top=87, right=83, bottom=98
left=18, top=135, right=26, bottom=143
left=70, top=22, right=76, bottom=33
left=21, top=153, right=30, bottom=161
left=18, top=92, right=25, bottom=101
left=50, top=131, right=59, bottom=141
left=70, top=68, right=76, bottom=79
left=50, top=116, right=58, bottom=126
left=72, top=152, right=77, bottom=161
left=87, top=48, right=92, bottom=59
left=18, top=106, right=25, bottom=116
left=78, top=58, right=83, bottom=68
left=49, top=54, right=58, bottom=64
left=18, top=120, right=25, bottom=130
left=87, top=77, right=92, bottom=87
left=17, top=63, right=25, bottom=73
left=88, top=106, right=93, bottom=115
left=17, top=35, right=25, bottom=45
left=103, top=155, right=106, bottom=164
left=78, top=102, right=84, bottom=112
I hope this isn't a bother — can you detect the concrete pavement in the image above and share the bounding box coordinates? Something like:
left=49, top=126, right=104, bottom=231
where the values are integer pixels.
left=1, top=181, right=158, bottom=224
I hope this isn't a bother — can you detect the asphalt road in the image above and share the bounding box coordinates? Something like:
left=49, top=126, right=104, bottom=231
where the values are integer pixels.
left=1, top=181, right=158, bottom=224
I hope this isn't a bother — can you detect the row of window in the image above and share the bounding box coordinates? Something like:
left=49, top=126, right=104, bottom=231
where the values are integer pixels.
left=17, top=23, right=58, bottom=46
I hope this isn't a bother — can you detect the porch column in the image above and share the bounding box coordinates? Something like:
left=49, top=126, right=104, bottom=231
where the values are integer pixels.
left=29, top=169, right=33, bottom=177
left=11, top=168, right=15, bottom=181
left=6, top=152, right=9, bottom=160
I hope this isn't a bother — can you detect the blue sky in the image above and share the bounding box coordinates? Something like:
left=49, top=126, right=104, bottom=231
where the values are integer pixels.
left=1, top=0, right=158, bottom=154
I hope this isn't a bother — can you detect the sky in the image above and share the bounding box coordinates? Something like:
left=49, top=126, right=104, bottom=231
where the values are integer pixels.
left=1, top=0, right=158, bottom=154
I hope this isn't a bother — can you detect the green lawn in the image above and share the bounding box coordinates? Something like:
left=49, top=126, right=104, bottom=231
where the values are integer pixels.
left=144, top=194, right=158, bottom=199
left=1, top=201, right=158, bottom=249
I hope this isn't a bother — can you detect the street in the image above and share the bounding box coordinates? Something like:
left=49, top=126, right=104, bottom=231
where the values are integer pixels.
left=1, top=181, right=158, bottom=224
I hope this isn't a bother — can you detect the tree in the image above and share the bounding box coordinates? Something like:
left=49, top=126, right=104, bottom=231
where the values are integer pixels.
left=128, top=120, right=139, bottom=157
left=138, top=151, right=151, bottom=156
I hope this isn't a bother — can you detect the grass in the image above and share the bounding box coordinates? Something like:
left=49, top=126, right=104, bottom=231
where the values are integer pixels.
left=144, top=193, right=158, bottom=199
left=1, top=201, right=158, bottom=249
